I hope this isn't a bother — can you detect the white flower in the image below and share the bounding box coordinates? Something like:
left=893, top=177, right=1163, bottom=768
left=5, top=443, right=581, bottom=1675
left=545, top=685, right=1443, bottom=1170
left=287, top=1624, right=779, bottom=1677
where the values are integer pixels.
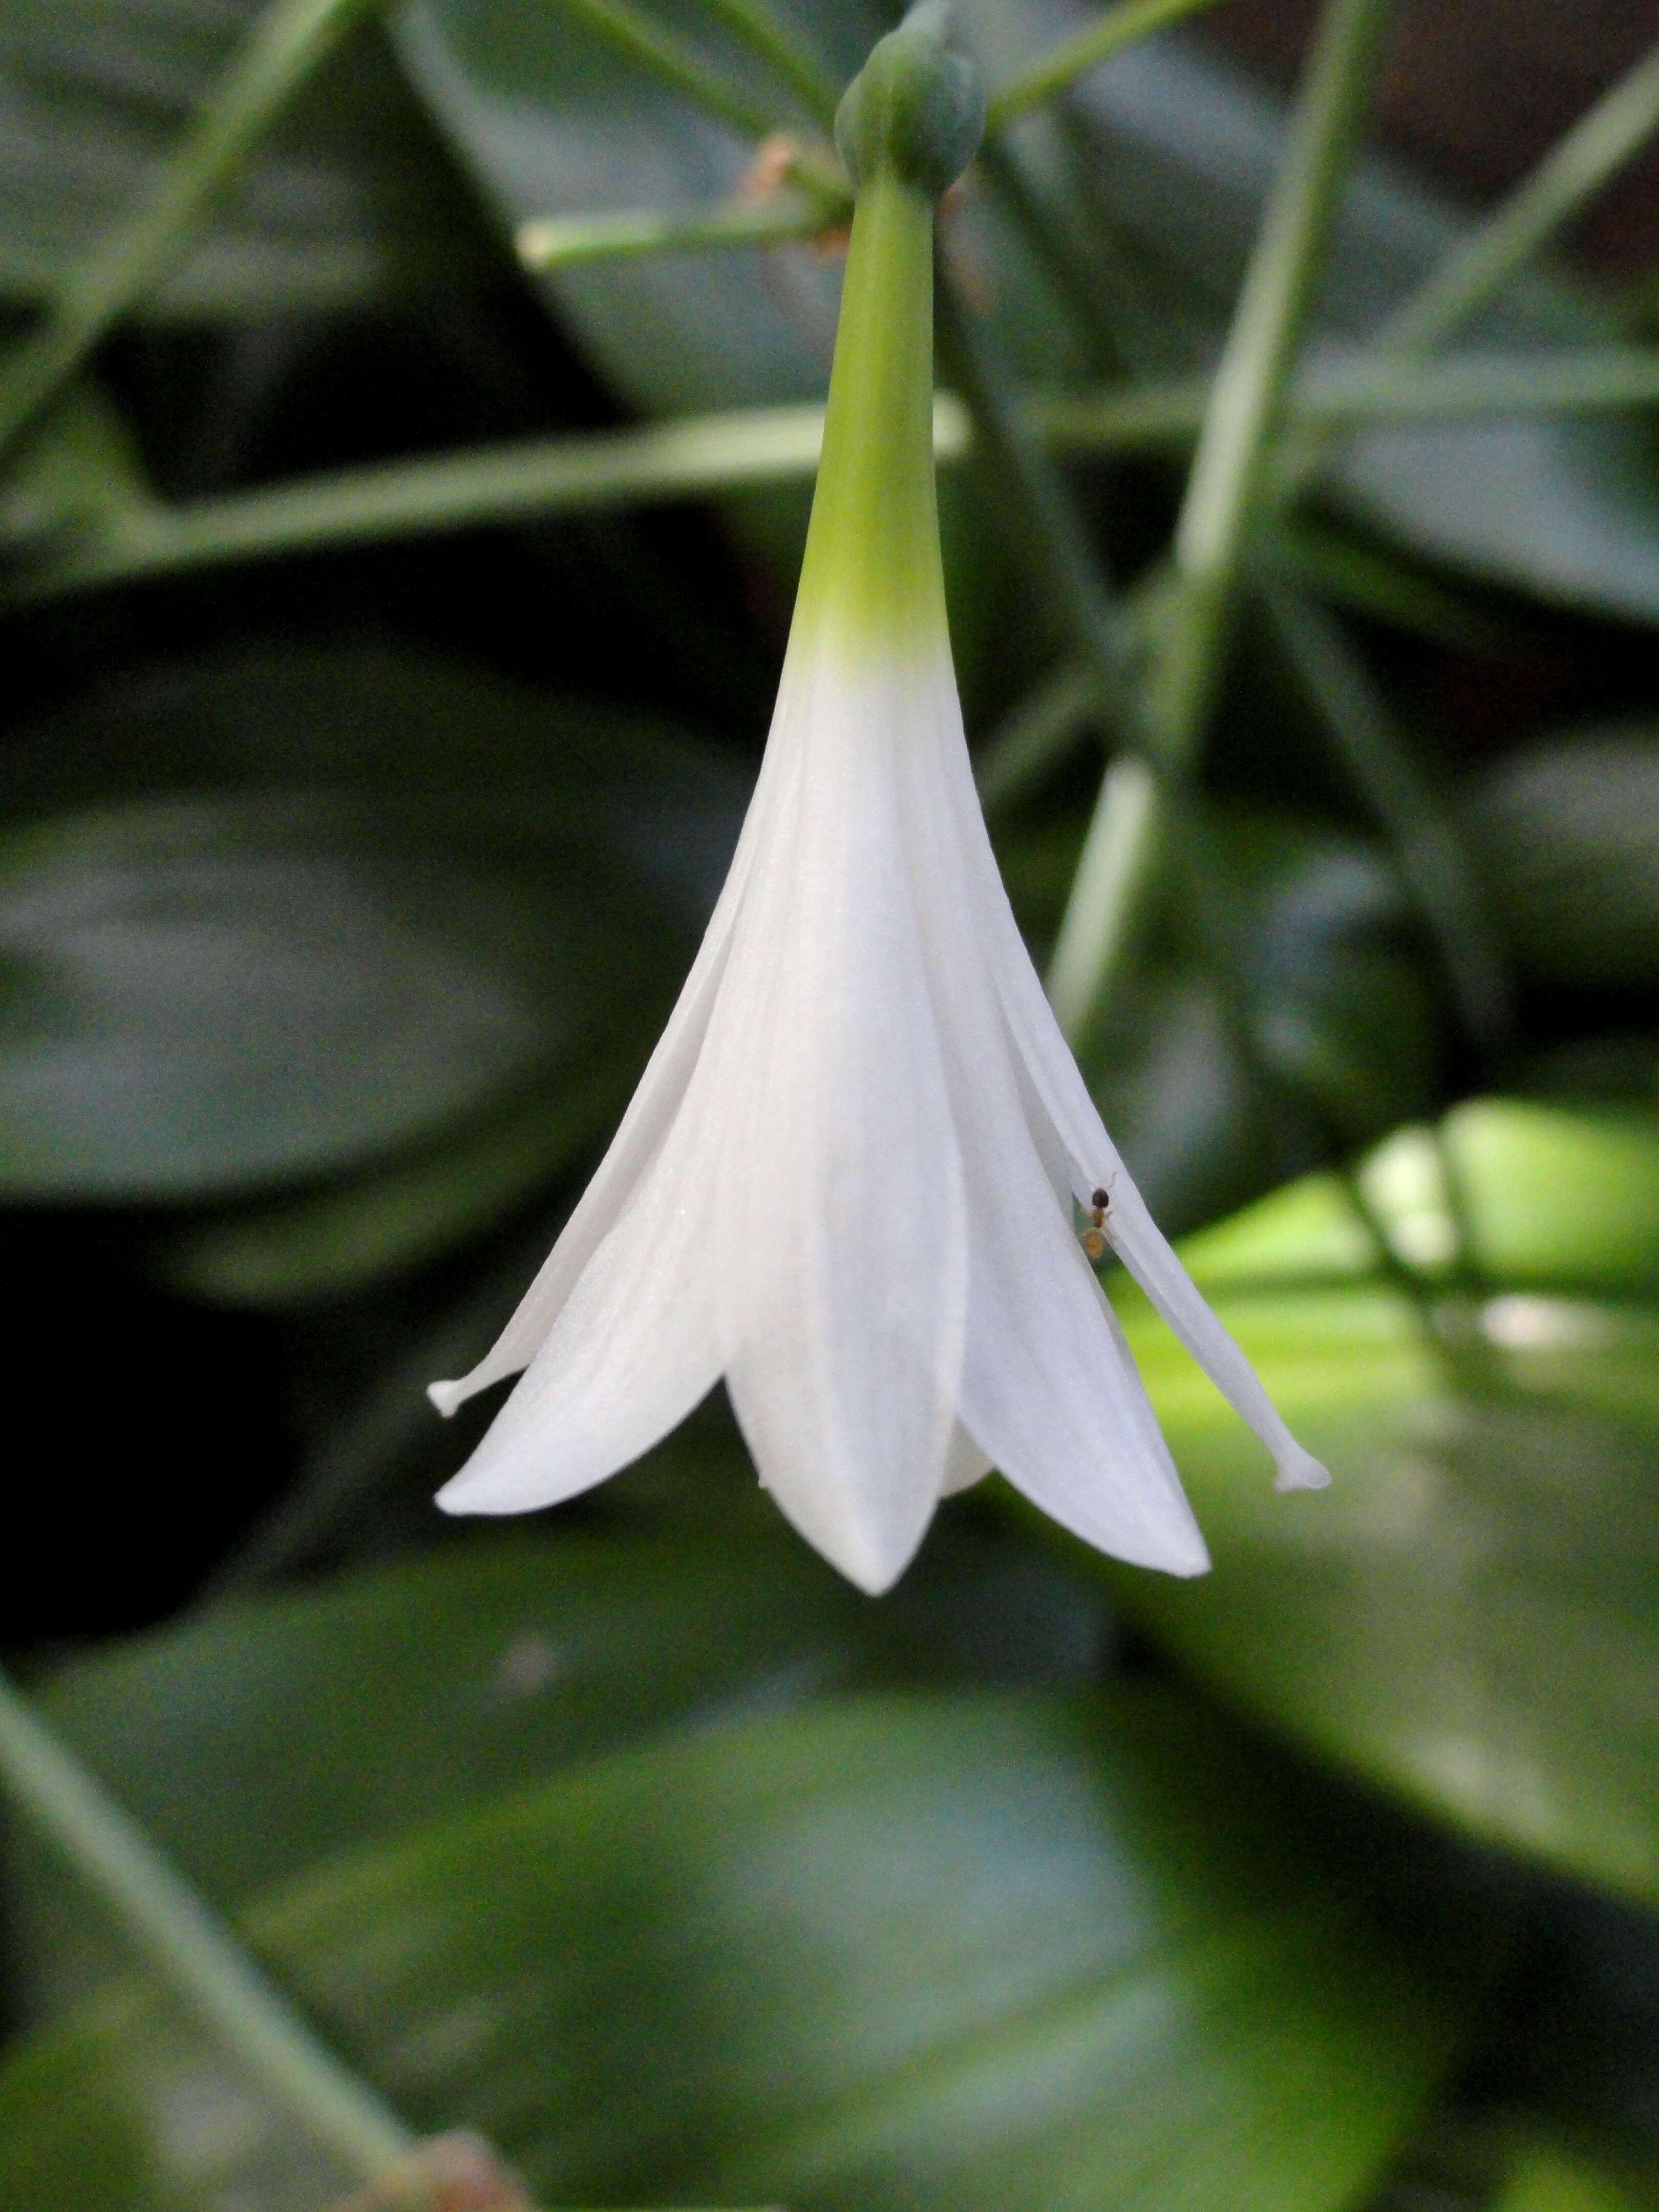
left=429, top=8, right=1328, bottom=1592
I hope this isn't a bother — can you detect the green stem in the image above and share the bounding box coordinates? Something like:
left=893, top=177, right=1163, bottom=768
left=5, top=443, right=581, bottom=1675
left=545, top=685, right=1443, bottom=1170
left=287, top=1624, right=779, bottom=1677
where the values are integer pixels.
left=1048, top=0, right=1393, bottom=1044
left=1278, top=34, right=1659, bottom=494
left=0, top=398, right=970, bottom=602
left=974, top=660, right=1100, bottom=812
left=986, top=0, right=1230, bottom=134
left=1262, top=578, right=1513, bottom=1062
left=19, top=340, right=1659, bottom=599
left=793, top=170, right=942, bottom=652
left=0, top=0, right=378, bottom=466
left=558, top=0, right=779, bottom=140
left=1037, top=344, right=1659, bottom=448
left=0, top=1666, right=410, bottom=2176
left=1045, top=753, right=1159, bottom=1034
left=1380, top=37, right=1659, bottom=357
left=695, top=0, right=842, bottom=130
left=514, top=189, right=846, bottom=273
left=554, top=0, right=844, bottom=200
left=935, top=265, right=1137, bottom=728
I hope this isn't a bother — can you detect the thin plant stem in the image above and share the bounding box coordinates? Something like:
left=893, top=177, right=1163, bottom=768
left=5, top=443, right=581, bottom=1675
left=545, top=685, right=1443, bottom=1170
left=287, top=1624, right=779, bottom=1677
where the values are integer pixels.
left=0, top=397, right=969, bottom=602
left=1379, top=37, right=1659, bottom=357
left=987, top=0, right=1230, bottom=134
left=1047, top=0, right=1394, bottom=1043
left=1046, top=754, right=1159, bottom=1034
left=1262, top=578, right=1514, bottom=1062
left=514, top=190, right=845, bottom=273
left=554, top=0, right=843, bottom=198
left=696, top=0, right=842, bottom=130
left=0, top=1666, right=411, bottom=2176
left=935, top=262, right=1138, bottom=731
left=18, top=343, right=1659, bottom=599
left=0, top=0, right=379, bottom=467
left=975, top=660, right=1100, bottom=812
left=557, top=0, right=780, bottom=140
left=1279, top=34, right=1659, bottom=494
left=1036, top=344, right=1659, bottom=449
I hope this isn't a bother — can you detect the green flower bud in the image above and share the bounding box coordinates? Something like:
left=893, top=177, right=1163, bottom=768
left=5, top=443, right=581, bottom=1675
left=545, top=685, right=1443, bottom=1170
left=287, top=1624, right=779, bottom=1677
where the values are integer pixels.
left=834, top=1, right=985, bottom=200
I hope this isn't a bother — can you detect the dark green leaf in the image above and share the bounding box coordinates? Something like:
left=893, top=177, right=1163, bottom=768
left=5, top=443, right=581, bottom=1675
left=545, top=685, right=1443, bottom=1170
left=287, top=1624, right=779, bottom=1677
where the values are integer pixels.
left=0, top=788, right=670, bottom=1201
left=0, top=646, right=749, bottom=899
left=8, top=1514, right=1108, bottom=2018
left=0, top=4, right=492, bottom=318
left=0, top=376, right=154, bottom=552
left=0, top=1687, right=1483, bottom=2211
left=1060, top=806, right=1445, bottom=1236
left=144, top=1079, right=623, bottom=1305
left=0, top=650, right=748, bottom=1206
left=1466, top=727, right=1659, bottom=991
left=1078, top=1099, right=1659, bottom=1903
left=1057, top=34, right=1659, bottom=621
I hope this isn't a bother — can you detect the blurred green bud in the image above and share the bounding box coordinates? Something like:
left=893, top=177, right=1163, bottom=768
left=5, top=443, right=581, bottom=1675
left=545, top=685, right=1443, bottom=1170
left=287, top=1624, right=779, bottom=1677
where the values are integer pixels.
left=834, top=1, right=985, bottom=200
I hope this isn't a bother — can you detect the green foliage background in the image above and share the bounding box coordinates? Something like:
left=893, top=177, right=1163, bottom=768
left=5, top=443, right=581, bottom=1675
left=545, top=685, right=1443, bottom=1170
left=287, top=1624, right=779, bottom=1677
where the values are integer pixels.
left=3, top=0, right=1659, bottom=2206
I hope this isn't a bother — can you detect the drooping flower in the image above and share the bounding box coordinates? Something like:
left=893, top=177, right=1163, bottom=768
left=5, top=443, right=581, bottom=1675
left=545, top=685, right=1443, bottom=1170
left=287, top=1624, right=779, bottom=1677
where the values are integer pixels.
left=431, top=4, right=1328, bottom=1593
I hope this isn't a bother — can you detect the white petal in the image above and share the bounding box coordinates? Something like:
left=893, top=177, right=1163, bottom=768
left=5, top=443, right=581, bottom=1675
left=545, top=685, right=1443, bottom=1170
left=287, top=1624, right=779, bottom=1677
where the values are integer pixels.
left=896, top=658, right=1209, bottom=1575
left=435, top=1055, right=724, bottom=1514
left=940, top=1422, right=993, bottom=1496
left=930, top=731, right=1329, bottom=1497
left=716, top=643, right=968, bottom=1594
left=429, top=698, right=796, bottom=1418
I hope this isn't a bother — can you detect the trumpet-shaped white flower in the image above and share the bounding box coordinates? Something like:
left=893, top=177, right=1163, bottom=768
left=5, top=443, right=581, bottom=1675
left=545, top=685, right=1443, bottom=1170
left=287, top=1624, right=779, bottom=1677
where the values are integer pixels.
left=431, top=7, right=1328, bottom=1593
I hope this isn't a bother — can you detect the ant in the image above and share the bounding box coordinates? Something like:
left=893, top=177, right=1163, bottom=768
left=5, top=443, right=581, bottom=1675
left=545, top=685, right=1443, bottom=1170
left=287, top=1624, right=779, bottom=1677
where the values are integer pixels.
left=1080, top=1184, right=1112, bottom=1262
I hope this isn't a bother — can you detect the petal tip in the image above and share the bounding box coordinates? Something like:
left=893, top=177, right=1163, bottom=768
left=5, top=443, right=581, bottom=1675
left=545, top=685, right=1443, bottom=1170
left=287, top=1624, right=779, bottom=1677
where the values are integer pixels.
left=1154, top=1525, right=1211, bottom=1578
left=1274, top=1447, right=1331, bottom=1493
left=428, top=1378, right=465, bottom=1418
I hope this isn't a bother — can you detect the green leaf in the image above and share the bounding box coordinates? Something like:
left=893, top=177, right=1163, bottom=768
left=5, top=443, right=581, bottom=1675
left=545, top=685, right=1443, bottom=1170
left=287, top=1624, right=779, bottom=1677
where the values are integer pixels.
left=0, top=650, right=748, bottom=1207
left=0, top=1686, right=1483, bottom=2211
left=1466, top=727, right=1659, bottom=991
left=7, top=1514, right=1109, bottom=2019
left=144, top=1077, right=626, bottom=1306
left=1080, top=1099, right=1659, bottom=1904
left=1057, top=33, right=1659, bottom=622
left=0, top=3, right=493, bottom=318
left=0, top=787, right=672, bottom=1202
left=0, top=645, right=749, bottom=867
left=1496, top=2140, right=1659, bottom=2212
left=0, top=375, right=155, bottom=551
left=1053, top=805, right=1445, bottom=1236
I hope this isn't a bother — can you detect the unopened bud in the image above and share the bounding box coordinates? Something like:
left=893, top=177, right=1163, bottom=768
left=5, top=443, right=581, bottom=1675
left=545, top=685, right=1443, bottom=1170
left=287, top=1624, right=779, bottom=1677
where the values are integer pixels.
left=834, top=1, right=985, bottom=199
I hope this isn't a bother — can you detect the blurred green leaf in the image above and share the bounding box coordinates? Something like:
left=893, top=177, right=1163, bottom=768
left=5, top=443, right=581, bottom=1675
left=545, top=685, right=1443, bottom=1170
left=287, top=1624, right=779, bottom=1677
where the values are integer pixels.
left=1076, top=1099, right=1659, bottom=1903
left=0, top=646, right=749, bottom=878
left=1466, top=727, right=1659, bottom=992
left=0, top=650, right=750, bottom=1208
left=1019, top=804, right=1445, bottom=1237
left=0, top=1686, right=1483, bottom=2211
left=0, top=375, right=154, bottom=551
left=0, top=2, right=493, bottom=318
left=8, top=1513, right=1108, bottom=2018
left=1496, top=2141, right=1658, bottom=2212
left=145, top=1078, right=623, bottom=1305
left=1058, top=33, right=1659, bottom=621
left=1364, top=2112, right=1659, bottom=2212
left=0, top=788, right=670, bottom=1201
